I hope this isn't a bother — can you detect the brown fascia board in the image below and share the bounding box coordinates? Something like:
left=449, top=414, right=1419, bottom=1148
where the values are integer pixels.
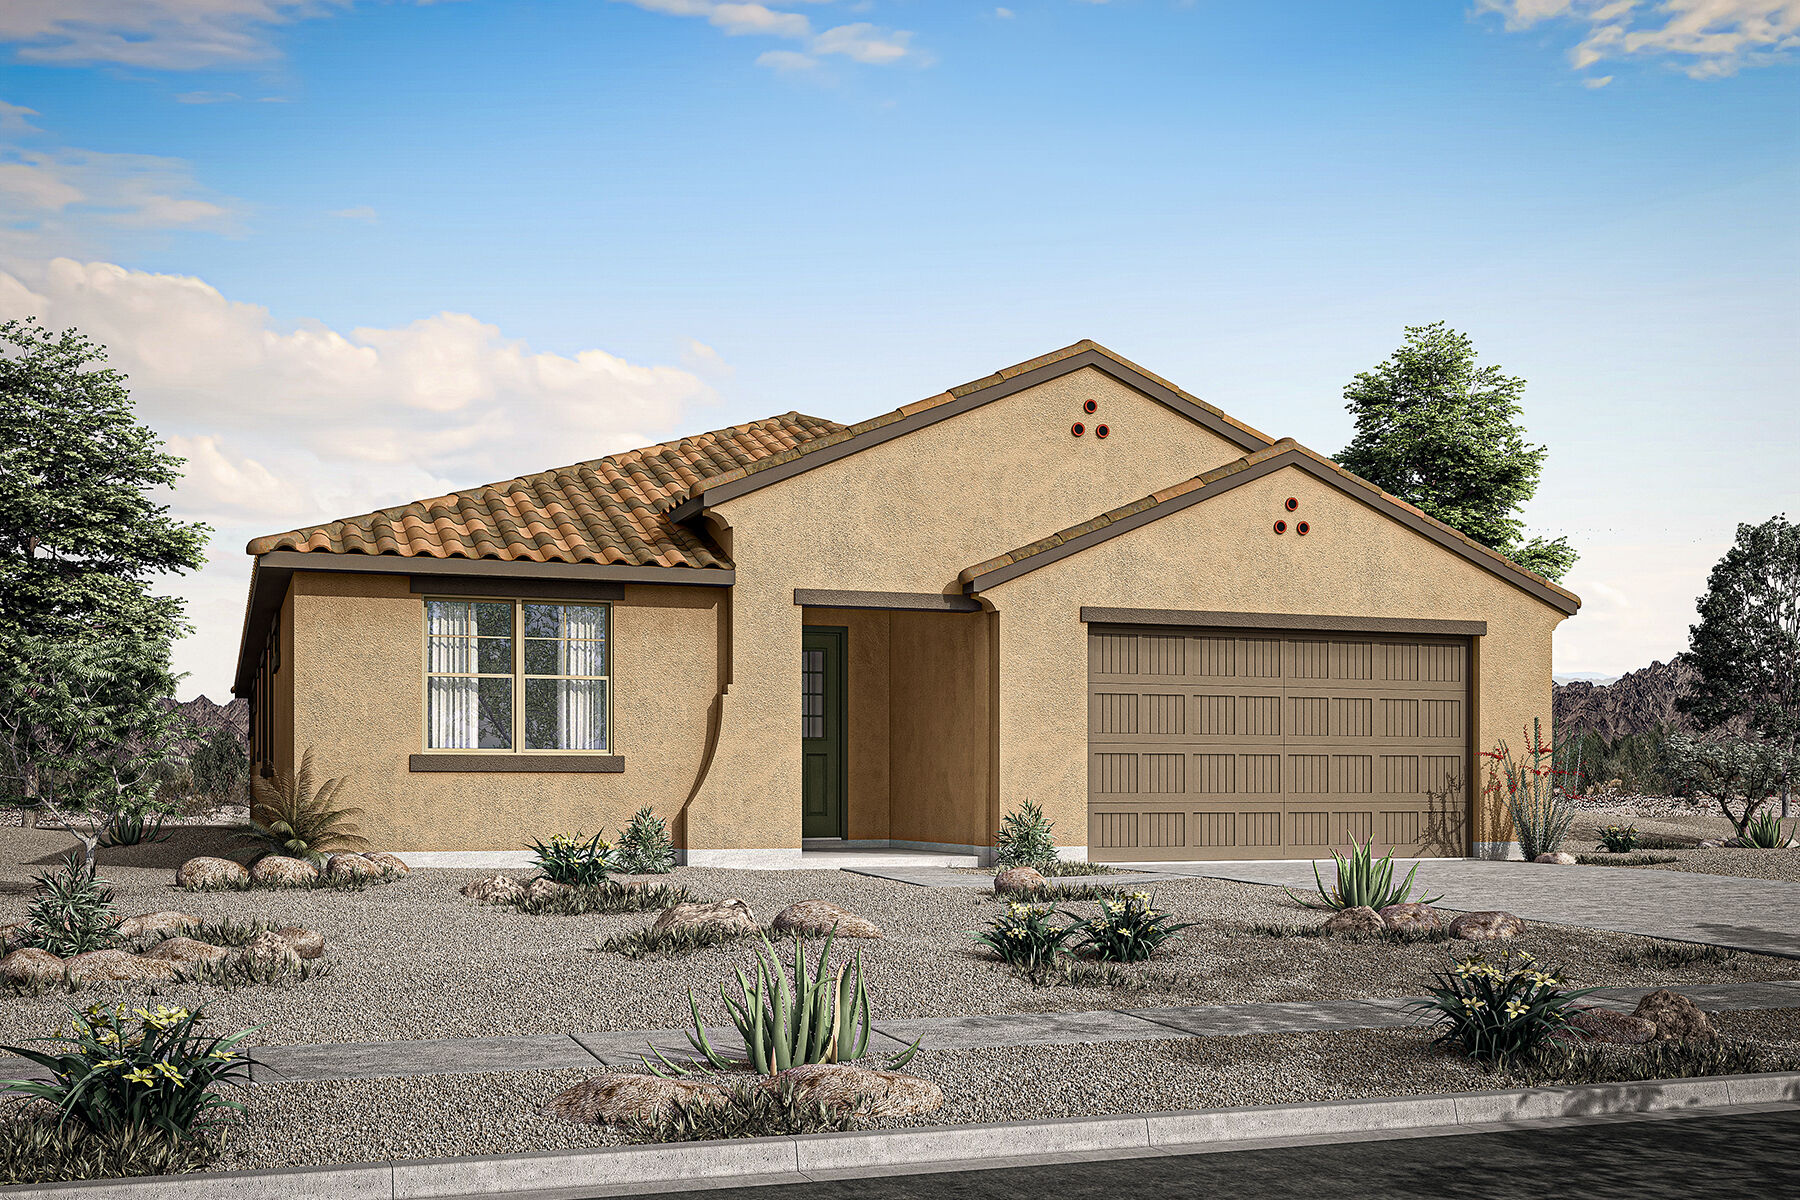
left=1080, top=608, right=1488, bottom=638
left=667, top=343, right=1274, bottom=524
left=230, top=550, right=735, bottom=695
left=794, top=588, right=983, bottom=613
left=959, top=444, right=1582, bottom=616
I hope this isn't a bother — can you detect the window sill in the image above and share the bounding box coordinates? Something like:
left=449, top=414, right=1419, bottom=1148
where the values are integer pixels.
left=408, top=754, right=624, bottom=773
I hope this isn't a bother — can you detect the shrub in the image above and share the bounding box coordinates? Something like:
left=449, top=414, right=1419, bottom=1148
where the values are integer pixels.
left=997, top=881, right=1128, bottom=904
left=621, top=1080, right=872, bottom=1143
left=188, top=726, right=249, bottom=808
left=0, top=1115, right=217, bottom=1185
left=528, top=831, right=613, bottom=886
left=613, top=808, right=677, bottom=875
left=1518, top=1036, right=1800, bottom=1086
left=1742, top=809, right=1792, bottom=849
left=596, top=923, right=749, bottom=959
left=237, top=748, right=367, bottom=866
left=993, top=799, right=1057, bottom=869
left=1483, top=720, right=1575, bottom=859
left=973, top=902, right=1076, bottom=980
left=1662, top=733, right=1795, bottom=840
left=1287, top=838, right=1441, bottom=911
left=1597, top=824, right=1640, bottom=853
left=22, top=859, right=120, bottom=957
left=510, top=880, right=692, bottom=915
left=96, top=807, right=174, bottom=849
left=1, top=1003, right=254, bottom=1140
left=1410, top=949, right=1596, bottom=1065
left=651, top=933, right=919, bottom=1076
left=1613, top=941, right=1735, bottom=970
left=1574, top=852, right=1679, bottom=867
left=1072, top=891, right=1193, bottom=963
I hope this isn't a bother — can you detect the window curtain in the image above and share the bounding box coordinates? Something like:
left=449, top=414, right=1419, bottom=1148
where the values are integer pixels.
left=426, top=602, right=478, bottom=749
left=558, top=606, right=606, bottom=751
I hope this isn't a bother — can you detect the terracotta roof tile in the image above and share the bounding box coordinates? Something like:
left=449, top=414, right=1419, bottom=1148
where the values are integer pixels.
left=246, top=412, right=845, bottom=569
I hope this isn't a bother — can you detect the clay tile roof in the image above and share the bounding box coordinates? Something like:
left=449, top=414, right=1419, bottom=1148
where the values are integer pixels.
left=246, top=412, right=846, bottom=569
left=959, top=439, right=1581, bottom=612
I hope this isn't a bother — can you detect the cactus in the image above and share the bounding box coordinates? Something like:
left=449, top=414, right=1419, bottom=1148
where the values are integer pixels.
left=647, top=931, right=919, bottom=1076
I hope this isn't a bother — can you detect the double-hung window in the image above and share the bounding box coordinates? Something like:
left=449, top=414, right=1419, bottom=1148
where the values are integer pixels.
left=424, top=599, right=611, bottom=752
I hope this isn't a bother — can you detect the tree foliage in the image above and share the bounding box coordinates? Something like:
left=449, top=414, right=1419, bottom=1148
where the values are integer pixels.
left=1662, top=732, right=1796, bottom=838
left=1338, top=322, right=1575, bottom=582
left=1679, top=515, right=1799, bottom=814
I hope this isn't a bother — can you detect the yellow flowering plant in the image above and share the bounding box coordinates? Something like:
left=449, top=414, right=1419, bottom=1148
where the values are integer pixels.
left=1410, top=949, right=1598, bottom=1065
left=972, top=901, right=1076, bottom=979
left=1071, top=891, right=1194, bottom=963
left=1, top=1003, right=255, bottom=1139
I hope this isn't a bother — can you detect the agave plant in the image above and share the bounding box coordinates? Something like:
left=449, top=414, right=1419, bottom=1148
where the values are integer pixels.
left=1287, top=837, right=1441, bottom=911
left=648, top=932, right=919, bottom=1076
left=1743, top=809, right=1792, bottom=849
left=236, top=748, right=367, bottom=866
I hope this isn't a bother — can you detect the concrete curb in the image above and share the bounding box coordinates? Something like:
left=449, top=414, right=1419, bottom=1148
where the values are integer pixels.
left=4, top=1073, right=1796, bottom=1200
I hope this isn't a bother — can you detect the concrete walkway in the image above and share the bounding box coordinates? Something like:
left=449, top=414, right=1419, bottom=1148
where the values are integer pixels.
left=72, top=978, right=1788, bottom=1085
left=1118, top=859, right=1800, bottom=960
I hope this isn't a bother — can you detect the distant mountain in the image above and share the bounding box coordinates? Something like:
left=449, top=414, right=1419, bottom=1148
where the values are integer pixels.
left=1553, top=660, right=1705, bottom=741
left=1553, top=672, right=1619, bottom=686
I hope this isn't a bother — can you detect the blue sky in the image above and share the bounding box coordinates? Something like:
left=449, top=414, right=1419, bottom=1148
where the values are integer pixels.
left=1, top=1, right=1796, bottom=699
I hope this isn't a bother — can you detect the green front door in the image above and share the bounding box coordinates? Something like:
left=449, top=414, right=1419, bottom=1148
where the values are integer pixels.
left=801, top=628, right=846, bottom=839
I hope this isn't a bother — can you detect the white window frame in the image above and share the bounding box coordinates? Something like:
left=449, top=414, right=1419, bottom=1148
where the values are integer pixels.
left=419, top=597, right=614, bottom=755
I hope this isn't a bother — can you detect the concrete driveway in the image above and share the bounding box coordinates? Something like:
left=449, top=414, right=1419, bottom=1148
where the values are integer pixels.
left=1112, top=859, right=1800, bottom=959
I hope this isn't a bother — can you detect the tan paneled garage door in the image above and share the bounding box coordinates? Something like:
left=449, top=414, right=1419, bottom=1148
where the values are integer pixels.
left=1087, top=626, right=1469, bottom=861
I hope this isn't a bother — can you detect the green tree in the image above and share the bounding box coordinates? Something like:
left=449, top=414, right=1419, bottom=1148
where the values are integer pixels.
left=1338, top=322, right=1576, bottom=581
left=1679, top=516, right=1800, bottom=817
left=189, top=724, right=250, bottom=806
left=0, top=629, right=190, bottom=871
left=0, top=318, right=207, bottom=644
left=0, top=318, right=208, bottom=828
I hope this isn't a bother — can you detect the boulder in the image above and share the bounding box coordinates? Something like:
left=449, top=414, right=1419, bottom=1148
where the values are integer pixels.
left=1, top=947, right=64, bottom=986
left=1377, top=903, right=1444, bottom=933
left=652, top=900, right=757, bottom=939
left=63, top=950, right=179, bottom=984
left=250, top=856, right=320, bottom=887
left=1567, top=1008, right=1657, bottom=1046
left=1697, top=839, right=1725, bottom=849
left=1631, top=989, right=1717, bottom=1042
left=767, top=1062, right=944, bottom=1118
left=525, top=877, right=572, bottom=902
left=1322, top=906, right=1385, bottom=937
left=115, top=912, right=200, bottom=939
left=273, top=925, right=326, bottom=960
left=544, top=1074, right=730, bottom=1125
left=770, top=900, right=883, bottom=940
left=1448, top=911, right=1527, bottom=942
left=461, top=875, right=525, bottom=904
left=0, top=920, right=30, bottom=950
left=141, top=937, right=230, bottom=966
left=238, top=930, right=302, bottom=972
left=363, top=852, right=411, bottom=876
left=325, top=853, right=383, bottom=882
left=994, top=866, right=1047, bottom=895
left=176, top=856, right=249, bottom=890
left=1533, top=852, right=1577, bottom=866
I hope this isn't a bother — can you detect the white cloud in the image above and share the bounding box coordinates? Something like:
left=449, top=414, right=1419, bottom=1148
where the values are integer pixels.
left=995, top=7, right=1015, bottom=18
left=1479, top=0, right=1800, bottom=78
left=329, top=205, right=379, bottom=222
left=0, top=258, right=725, bottom=700
left=0, top=99, right=39, bottom=132
left=175, top=91, right=243, bottom=104
left=0, top=1, right=361, bottom=69
left=615, top=0, right=927, bottom=67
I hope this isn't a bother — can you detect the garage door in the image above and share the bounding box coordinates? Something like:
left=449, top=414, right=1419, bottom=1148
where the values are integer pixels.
left=1087, top=626, right=1469, bottom=861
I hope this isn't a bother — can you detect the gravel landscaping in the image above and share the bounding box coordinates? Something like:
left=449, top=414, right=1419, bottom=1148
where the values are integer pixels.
left=4, top=826, right=1797, bottom=1051
left=1574, top=847, right=1800, bottom=883
left=202, top=1007, right=1800, bottom=1174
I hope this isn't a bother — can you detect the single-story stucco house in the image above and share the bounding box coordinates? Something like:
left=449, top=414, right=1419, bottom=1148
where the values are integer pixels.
left=232, top=341, right=1578, bottom=866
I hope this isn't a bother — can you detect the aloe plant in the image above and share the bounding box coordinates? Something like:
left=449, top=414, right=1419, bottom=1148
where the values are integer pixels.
left=647, top=932, right=919, bottom=1076
left=1287, top=837, right=1441, bottom=910
left=1743, top=809, right=1792, bottom=849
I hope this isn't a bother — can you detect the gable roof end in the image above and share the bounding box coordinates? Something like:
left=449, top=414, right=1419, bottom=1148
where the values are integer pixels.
left=669, top=340, right=1275, bottom=520
left=959, top=439, right=1581, bottom=615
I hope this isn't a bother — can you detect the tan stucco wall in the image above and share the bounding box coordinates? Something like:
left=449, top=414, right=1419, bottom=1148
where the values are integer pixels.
left=980, top=464, right=1571, bottom=853
left=889, top=610, right=994, bottom=849
left=685, top=366, right=1255, bottom=851
left=286, top=571, right=723, bottom=852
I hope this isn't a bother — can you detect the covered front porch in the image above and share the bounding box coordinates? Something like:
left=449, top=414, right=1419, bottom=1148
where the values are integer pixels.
left=798, top=599, right=998, bottom=863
